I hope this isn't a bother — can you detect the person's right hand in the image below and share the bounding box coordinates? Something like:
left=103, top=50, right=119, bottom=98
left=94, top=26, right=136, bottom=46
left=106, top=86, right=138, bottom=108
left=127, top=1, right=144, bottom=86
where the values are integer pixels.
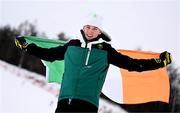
left=15, top=36, right=28, bottom=50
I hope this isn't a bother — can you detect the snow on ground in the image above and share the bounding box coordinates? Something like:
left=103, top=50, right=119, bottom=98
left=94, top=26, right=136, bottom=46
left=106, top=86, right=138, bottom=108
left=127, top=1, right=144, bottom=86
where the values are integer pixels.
left=0, top=61, right=58, bottom=113
left=0, top=60, right=126, bottom=113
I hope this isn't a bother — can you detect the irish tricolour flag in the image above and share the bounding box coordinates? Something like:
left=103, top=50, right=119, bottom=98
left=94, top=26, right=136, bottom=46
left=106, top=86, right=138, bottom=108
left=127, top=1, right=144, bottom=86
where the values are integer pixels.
left=102, top=50, right=169, bottom=104
left=25, top=36, right=170, bottom=104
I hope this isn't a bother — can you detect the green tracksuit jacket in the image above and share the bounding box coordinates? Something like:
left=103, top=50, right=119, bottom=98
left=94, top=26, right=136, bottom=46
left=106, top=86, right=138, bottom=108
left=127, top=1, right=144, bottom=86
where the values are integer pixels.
left=26, top=31, right=164, bottom=107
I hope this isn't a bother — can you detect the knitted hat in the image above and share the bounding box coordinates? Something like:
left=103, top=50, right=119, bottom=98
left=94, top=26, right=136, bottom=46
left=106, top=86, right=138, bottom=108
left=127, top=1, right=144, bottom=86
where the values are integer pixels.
left=83, top=13, right=111, bottom=41
left=83, top=13, right=103, bottom=30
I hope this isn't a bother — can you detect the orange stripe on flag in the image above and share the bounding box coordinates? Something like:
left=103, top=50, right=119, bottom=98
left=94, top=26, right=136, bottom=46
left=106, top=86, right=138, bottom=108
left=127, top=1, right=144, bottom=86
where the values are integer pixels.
left=118, top=49, right=170, bottom=104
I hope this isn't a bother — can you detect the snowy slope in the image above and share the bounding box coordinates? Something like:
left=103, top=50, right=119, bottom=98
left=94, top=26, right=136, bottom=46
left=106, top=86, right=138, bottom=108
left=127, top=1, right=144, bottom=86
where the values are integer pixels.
left=0, top=60, right=126, bottom=113
left=0, top=60, right=58, bottom=113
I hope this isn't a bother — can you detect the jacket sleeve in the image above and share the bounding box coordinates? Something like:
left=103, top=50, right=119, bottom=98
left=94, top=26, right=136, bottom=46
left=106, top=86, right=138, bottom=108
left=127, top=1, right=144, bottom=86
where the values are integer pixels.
left=26, top=39, right=81, bottom=62
left=26, top=43, right=68, bottom=62
left=106, top=44, right=164, bottom=72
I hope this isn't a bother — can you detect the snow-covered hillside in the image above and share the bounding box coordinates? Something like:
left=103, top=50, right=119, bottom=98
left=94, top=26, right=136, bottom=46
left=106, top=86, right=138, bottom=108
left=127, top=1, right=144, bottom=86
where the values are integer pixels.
left=0, top=60, right=126, bottom=113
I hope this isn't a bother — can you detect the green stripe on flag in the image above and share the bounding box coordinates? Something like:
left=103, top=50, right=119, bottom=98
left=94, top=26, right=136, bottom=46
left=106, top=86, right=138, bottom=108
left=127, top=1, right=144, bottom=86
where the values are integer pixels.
left=24, top=35, right=66, bottom=84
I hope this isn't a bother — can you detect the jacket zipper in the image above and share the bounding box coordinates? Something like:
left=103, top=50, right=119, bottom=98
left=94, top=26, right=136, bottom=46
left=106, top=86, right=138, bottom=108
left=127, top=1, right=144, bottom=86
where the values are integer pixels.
left=85, top=48, right=91, bottom=65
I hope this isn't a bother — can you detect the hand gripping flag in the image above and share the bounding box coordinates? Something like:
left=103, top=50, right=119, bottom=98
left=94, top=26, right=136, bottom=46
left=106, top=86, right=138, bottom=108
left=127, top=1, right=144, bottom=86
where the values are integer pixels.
left=24, top=36, right=170, bottom=104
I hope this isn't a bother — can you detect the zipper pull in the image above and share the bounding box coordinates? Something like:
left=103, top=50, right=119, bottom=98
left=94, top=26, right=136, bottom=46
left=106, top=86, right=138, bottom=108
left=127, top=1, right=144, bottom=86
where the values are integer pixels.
left=68, top=98, right=72, bottom=105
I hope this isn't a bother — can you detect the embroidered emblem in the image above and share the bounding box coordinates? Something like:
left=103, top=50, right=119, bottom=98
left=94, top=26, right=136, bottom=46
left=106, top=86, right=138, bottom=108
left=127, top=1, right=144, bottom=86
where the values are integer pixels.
left=97, top=44, right=103, bottom=49
left=155, top=58, right=161, bottom=63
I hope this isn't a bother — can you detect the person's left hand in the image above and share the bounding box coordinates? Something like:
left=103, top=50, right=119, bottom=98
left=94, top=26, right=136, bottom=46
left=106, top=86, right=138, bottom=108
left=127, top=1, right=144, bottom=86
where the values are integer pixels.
left=160, top=51, right=172, bottom=66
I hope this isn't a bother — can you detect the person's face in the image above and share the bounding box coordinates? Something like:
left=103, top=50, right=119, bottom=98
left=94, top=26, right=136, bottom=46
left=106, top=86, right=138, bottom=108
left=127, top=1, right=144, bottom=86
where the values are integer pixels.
left=83, top=25, right=101, bottom=40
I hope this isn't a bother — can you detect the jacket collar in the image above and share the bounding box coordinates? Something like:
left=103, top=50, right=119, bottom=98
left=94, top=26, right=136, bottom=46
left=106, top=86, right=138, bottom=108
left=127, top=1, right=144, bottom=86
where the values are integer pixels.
left=79, top=29, right=111, bottom=49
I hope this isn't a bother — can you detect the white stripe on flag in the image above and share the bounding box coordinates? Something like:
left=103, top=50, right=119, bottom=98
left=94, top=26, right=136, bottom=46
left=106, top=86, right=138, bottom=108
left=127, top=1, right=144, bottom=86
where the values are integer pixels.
left=102, top=64, right=123, bottom=103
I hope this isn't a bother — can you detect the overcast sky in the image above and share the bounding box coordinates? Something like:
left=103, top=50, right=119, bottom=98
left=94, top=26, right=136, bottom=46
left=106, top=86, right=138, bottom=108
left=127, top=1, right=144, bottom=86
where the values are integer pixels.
left=1, top=0, right=179, bottom=69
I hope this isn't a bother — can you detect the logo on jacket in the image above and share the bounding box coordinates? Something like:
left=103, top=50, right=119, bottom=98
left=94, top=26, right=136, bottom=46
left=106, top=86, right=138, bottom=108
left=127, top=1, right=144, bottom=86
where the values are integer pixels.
left=97, top=44, right=103, bottom=49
